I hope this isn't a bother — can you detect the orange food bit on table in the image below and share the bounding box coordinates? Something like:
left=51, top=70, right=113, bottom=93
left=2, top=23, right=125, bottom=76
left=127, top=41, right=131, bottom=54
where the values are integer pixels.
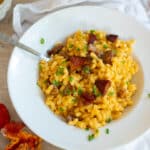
left=1, top=121, right=42, bottom=150
left=0, top=103, right=10, bottom=129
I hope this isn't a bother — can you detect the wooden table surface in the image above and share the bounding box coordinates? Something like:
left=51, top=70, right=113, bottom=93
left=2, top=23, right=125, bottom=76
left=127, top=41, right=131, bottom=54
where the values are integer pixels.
left=0, top=1, right=60, bottom=149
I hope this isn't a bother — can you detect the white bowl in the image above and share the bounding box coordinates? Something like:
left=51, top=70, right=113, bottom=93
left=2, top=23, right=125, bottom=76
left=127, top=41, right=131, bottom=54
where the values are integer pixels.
left=7, top=5, right=150, bottom=150
left=0, top=0, right=12, bottom=20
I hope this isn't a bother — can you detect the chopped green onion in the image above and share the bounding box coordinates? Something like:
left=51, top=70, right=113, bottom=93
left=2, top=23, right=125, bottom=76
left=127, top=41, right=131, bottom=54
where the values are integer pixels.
left=88, top=134, right=95, bottom=141
left=90, top=30, right=95, bottom=34
left=36, top=82, right=40, bottom=86
left=106, top=118, right=112, bottom=123
left=69, top=76, right=74, bottom=82
left=105, top=128, right=110, bottom=134
left=108, top=91, right=114, bottom=96
left=69, top=44, right=73, bottom=48
left=84, top=45, right=88, bottom=52
left=93, top=85, right=101, bottom=97
left=78, top=87, right=83, bottom=95
left=103, top=44, right=108, bottom=49
left=40, top=38, right=45, bottom=45
left=148, top=93, right=150, bottom=98
left=52, top=80, right=61, bottom=87
left=93, top=85, right=97, bottom=95
left=85, top=127, right=89, bottom=131
left=39, top=64, right=42, bottom=71
left=63, top=88, right=71, bottom=95
left=61, top=60, right=67, bottom=65
left=56, top=66, right=64, bottom=76
left=72, top=98, right=77, bottom=103
left=83, top=66, right=90, bottom=74
left=77, top=48, right=80, bottom=51
left=126, top=81, right=129, bottom=85
left=96, top=129, right=99, bottom=133
left=59, top=107, right=64, bottom=112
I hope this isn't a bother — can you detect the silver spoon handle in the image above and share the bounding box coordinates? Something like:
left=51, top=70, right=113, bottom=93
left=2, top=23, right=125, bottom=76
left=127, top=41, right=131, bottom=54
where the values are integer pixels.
left=0, top=32, right=40, bottom=56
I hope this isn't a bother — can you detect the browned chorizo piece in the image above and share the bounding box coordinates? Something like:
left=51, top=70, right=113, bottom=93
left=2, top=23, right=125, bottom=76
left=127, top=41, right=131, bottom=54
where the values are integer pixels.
left=102, top=50, right=115, bottom=65
left=69, top=56, right=90, bottom=71
left=47, top=43, right=64, bottom=56
left=81, top=92, right=96, bottom=105
left=117, top=89, right=127, bottom=98
left=95, top=79, right=111, bottom=95
left=106, top=34, right=118, bottom=42
left=88, top=33, right=97, bottom=44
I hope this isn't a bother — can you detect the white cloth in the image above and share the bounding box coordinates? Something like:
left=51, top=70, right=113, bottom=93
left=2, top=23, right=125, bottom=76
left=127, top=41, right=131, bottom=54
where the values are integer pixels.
left=12, top=0, right=150, bottom=150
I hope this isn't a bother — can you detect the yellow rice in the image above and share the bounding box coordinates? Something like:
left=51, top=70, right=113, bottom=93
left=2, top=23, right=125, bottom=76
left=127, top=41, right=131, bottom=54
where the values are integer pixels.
left=37, top=30, right=138, bottom=134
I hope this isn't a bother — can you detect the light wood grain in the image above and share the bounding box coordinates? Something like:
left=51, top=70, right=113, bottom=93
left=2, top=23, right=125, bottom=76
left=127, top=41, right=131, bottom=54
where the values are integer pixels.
left=0, top=1, right=60, bottom=149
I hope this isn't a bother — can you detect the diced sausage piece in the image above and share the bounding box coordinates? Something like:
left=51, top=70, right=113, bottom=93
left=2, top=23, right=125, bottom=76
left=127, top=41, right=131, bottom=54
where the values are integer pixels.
left=69, top=56, right=89, bottom=71
left=106, top=34, right=118, bottom=42
left=81, top=92, right=95, bottom=105
left=117, top=89, right=127, bottom=98
left=102, top=50, right=115, bottom=65
left=88, top=33, right=97, bottom=44
left=95, top=79, right=111, bottom=95
left=81, top=93, right=95, bottom=105
left=47, top=43, right=64, bottom=56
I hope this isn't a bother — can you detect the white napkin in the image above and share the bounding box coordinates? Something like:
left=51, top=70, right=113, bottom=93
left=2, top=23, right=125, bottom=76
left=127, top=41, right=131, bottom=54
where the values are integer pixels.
left=12, top=0, right=150, bottom=150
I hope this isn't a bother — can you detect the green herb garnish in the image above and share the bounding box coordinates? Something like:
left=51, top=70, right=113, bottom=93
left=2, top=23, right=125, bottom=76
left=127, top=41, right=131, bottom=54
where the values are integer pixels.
left=77, top=48, right=80, bottom=51
left=126, top=81, right=129, bottom=85
left=39, top=64, right=42, bottom=71
left=84, top=45, right=88, bottom=52
left=69, top=44, right=73, bottom=48
left=63, top=88, right=71, bottom=95
left=103, top=44, right=108, bottom=49
left=93, top=85, right=101, bottom=97
left=105, top=128, right=110, bottom=134
left=61, top=60, right=67, bottom=65
left=36, top=81, right=40, bottom=86
left=40, top=38, right=45, bottom=45
left=88, top=134, right=95, bottom=141
left=83, top=66, right=90, bottom=74
left=56, top=66, right=64, bottom=76
left=96, top=129, right=99, bottom=133
left=106, top=118, right=112, bottom=123
left=148, top=93, right=150, bottom=98
left=90, top=30, right=95, bottom=34
left=93, top=85, right=97, bottom=95
left=78, top=87, right=83, bottom=95
left=52, top=80, right=61, bottom=87
left=85, top=128, right=89, bottom=131
left=59, top=107, right=64, bottom=112
left=69, top=76, right=74, bottom=82
left=108, top=91, right=114, bottom=96
left=72, top=98, right=77, bottom=103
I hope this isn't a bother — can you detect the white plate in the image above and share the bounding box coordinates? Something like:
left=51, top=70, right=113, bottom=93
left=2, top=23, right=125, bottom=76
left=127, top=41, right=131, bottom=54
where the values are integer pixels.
left=7, top=5, right=150, bottom=150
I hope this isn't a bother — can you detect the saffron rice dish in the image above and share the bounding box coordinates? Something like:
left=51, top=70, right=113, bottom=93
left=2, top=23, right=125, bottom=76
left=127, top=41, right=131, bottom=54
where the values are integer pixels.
left=37, top=30, right=138, bottom=134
